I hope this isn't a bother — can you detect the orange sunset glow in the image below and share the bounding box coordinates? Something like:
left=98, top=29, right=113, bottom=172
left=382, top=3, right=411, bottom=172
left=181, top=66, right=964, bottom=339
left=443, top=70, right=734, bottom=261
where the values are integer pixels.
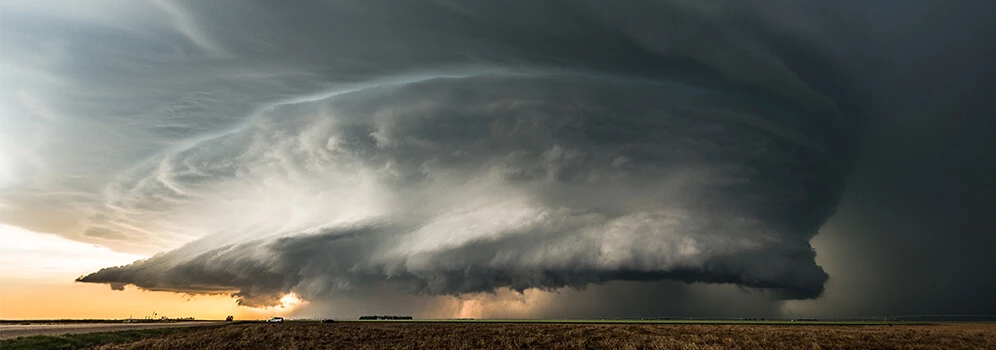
left=0, top=224, right=299, bottom=320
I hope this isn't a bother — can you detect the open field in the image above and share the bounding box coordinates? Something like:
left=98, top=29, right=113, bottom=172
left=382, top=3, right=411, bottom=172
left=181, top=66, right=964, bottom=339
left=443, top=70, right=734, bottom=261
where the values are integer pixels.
left=0, top=321, right=222, bottom=340
left=0, top=326, right=223, bottom=350
left=0, top=319, right=214, bottom=325
left=392, top=319, right=931, bottom=325
left=4, top=321, right=994, bottom=349
left=14, top=321, right=983, bottom=350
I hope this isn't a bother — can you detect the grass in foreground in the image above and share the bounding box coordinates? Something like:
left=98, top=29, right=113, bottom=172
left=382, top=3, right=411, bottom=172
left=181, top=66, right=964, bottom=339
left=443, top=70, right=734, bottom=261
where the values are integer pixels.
left=0, top=326, right=220, bottom=350
left=0, top=320, right=213, bottom=325
left=95, top=322, right=996, bottom=350
left=389, top=319, right=926, bottom=325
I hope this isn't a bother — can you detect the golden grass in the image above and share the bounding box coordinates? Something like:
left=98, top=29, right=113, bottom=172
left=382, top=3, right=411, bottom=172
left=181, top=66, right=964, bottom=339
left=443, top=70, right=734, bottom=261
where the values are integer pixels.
left=97, top=322, right=996, bottom=349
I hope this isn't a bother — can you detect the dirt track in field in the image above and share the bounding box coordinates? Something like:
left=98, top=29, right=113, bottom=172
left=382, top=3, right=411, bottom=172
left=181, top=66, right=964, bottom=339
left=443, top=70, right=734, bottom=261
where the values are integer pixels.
left=0, top=322, right=222, bottom=339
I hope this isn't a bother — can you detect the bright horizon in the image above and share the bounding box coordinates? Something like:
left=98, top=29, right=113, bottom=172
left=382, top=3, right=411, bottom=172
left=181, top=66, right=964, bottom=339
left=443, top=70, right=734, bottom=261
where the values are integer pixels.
left=0, top=224, right=299, bottom=320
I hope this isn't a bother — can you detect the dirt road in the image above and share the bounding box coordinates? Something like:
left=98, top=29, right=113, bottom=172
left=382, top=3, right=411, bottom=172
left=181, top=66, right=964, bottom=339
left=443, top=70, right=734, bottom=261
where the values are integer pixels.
left=0, top=321, right=223, bottom=339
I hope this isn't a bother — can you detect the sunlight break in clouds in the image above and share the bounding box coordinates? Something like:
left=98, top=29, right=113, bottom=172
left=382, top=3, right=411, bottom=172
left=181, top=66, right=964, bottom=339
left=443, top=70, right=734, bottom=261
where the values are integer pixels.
left=0, top=224, right=146, bottom=281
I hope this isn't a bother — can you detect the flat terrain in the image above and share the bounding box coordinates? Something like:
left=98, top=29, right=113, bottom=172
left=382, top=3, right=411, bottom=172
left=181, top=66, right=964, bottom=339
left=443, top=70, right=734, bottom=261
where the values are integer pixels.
left=0, top=321, right=222, bottom=340
left=84, top=322, right=995, bottom=349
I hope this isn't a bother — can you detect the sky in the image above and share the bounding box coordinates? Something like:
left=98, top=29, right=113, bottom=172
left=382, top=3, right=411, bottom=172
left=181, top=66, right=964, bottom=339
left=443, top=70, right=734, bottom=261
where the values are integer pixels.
left=1, top=1, right=994, bottom=320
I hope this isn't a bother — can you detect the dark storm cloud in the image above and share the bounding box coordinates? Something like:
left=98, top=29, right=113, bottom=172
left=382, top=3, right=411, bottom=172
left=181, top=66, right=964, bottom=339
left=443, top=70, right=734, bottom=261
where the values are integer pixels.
left=7, top=0, right=992, bottom=316
left=63, top=0, right=862, bottom=304
left=79, top=66, right=846, bottom=305
left=786, top=1, right=996, bottom=317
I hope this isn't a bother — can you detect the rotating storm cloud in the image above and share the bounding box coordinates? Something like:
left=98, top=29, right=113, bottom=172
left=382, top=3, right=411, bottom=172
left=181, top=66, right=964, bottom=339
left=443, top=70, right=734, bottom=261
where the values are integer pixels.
left=77, top=73, right=846, bottom=306
left=3, top=1, right=863, bottom=309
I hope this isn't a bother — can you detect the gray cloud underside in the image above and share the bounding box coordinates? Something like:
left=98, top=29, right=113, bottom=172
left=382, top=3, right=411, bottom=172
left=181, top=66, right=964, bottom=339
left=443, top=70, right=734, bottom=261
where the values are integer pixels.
left=2, top=1, right=866, bottom=307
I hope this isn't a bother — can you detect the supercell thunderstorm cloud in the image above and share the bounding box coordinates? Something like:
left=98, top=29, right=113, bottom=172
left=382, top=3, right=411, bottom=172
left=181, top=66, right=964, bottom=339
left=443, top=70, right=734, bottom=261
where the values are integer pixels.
left=65, top=1, right=851, bottom=307
left=5, top=1, right=994, bottom=316
left=77, top=74, right=844, bottom=306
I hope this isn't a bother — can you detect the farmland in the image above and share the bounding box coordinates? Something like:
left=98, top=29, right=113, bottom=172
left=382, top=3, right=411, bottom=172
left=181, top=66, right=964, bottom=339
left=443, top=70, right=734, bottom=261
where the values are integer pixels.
left=0, top=321, right=222, bottom=339
left=5, top=321, right=989, bottom=350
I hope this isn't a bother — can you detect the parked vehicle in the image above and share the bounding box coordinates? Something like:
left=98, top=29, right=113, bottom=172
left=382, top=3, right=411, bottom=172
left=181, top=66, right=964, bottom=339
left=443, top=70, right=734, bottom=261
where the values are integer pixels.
left=266, top=316, right=284, bottom=323
left=321, top=318, right=335, bottom=323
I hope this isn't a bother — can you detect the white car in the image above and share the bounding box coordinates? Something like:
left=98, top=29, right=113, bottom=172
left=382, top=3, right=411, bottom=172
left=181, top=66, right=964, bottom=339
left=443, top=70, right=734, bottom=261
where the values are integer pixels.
left=266, top=316, right=285, bottom=323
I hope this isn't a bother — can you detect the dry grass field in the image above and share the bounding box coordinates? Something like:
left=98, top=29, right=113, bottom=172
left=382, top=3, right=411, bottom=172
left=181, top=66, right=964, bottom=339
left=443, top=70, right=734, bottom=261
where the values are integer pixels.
left=0, top=321, right=221, bottom=339
left=82, top=322, right=996, bottom=350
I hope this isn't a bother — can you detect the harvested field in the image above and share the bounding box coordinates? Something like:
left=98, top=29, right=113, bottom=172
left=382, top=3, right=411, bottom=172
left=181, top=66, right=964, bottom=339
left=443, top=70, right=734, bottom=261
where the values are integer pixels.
left=92, top=322, right=996, bottom=349
left=0, top=321, right=222, bottom=340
